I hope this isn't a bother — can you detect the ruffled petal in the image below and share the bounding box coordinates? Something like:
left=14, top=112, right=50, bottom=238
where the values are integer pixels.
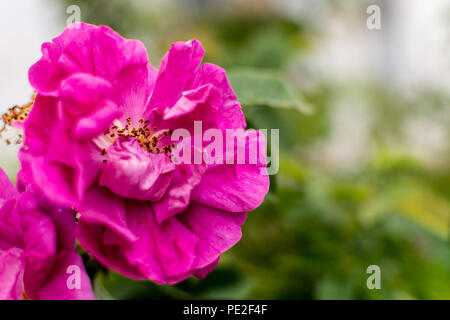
left=99, top=139, right=175, bottom=201
left=113, top=64, right=152, bottom=121
left=179, top=202, right=246, bottom=270
left=0, top=168, right=19, bottom=200
left=123, top=201, right=199, bottom=283
left=191, top=164, right=268, bottom=212
left=35, top=251, right=94, bottom=300
left=77, top=191, right=200, bottom=283
left=191, top=131, right=269, bottom=212
left=192, top=257, right=220, bottom=279
left=152, top=163, right=206, bottom=223
left=21, top=211, right=58, bottom=299
left=58, top=26, right=148, bottom=81
left=13, top=186, right=93, bottom=300
left=28, top=23, right=97, bottom=95
left=186, top=63, right=246, bottom=129
left=0, top=247, right=25, bottom=300
left=74, top=99, right=122, bottom=139
left=146, top=40, right=205, bottom=115
left=78, top=186, right=136, bottom=243
left=161, top=84, right=220, bottom=120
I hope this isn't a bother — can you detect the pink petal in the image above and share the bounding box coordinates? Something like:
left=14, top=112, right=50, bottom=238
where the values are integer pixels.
left=35, top=251, right=94, bottom=300
left=186, top=63, right=246, bottom=129
left=191, top=132, right=269, bottom=212
left=152, top=163, right=206, bottom=223
left=0, top=168, right=18, bottom=200
left=99, top=139, right=175, bottom=201
left=123, top=201, right=199, bottom=283
left=21, top=211, right=57, bottom=300
left=59, top=73, right=112, bottom=115
left=28, top=23, right=97, bottom=95
left=162, top=84, right=221, bottom=120
left=0, top=247, right=25, bottom=300
left=58, top=27, right=148, bottom=81
left=192, top=257, right=220, bottom=279
left=78, top=186, right=136, bottom=243
left=179, top=202, right=246, bottom=270
left=146, top=40, right=205, bottom=114
left=74, top=99, right=122, bottom=139
left=113, top=64, right=152, bottom=121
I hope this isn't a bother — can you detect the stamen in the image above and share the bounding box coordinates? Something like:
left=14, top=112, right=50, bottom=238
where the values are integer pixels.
left=0, top=92, right=35, bottom=145
left=103, top=118, right=175, bottom=155
left=72, top=207, right=81, bottom=223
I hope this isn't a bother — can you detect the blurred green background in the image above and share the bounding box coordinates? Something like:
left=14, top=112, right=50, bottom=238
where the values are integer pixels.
left=43, top=0, right=450, bottom=299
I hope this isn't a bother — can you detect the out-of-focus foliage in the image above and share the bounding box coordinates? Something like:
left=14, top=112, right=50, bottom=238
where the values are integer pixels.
left=228, top=69, right=312, bottom=113
left=62, top=0, right=449, bottom=299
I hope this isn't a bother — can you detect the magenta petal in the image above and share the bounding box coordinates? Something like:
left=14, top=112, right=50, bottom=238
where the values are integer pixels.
left=60, top=73, right=112, bottom=110
left=152, top=163, right=206, bottom=223
left=113, top=64, right=151, bottom=121
left=187, top=63, right=246, bottom=129
left=191, top=131, right=269, bottom=212
left=28, top=23, right=100, bottom=95
left=0, top=170, right=25, bottom=300
left=58, top=26, right=148, bottom=80
left=21, top=211, right=57, bottom=299
left=21, top=95, right=59, bottom=155
left=124, top=201, right=199, bottom=283
left=0, top=247, right=24, bottom=300
left=36, top=251, right=94, bottom=300
left=99, top=139, right=175, bottom=201
left=26, top=156, right=80, bottom=207
left=0, top=183, right=95, bottom=300
left=76, top=187, right=145, bottom=280
left=191, top=164, right=269, bottom=213
left=78, top=195, right=201, bottom=283
left=74, top=99, right=122, bottom=139
left=28, top=56, right=63, bottom=96
left=78, top=187, right=136, bottom=243
left=0, top=168, right=18, bottom=200
left=192, top=257, right=220, bottom=279
left=146, top=40, right=205, bottom=114
left=16, top=188, right=77, bottom=251
left=162, top=84, right=220, bottom=120
left=179, top=202, right=246, bottom=270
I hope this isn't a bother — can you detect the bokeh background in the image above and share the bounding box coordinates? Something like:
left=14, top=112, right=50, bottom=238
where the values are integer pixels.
left=0, top=0, right=449, bottom=299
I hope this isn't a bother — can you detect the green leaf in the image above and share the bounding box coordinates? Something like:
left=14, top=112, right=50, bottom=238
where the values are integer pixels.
left=227, top=68, right=313, bottom=114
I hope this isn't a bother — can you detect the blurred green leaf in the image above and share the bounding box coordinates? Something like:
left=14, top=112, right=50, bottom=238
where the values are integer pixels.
left=315, top=278, right=354, bottom=300
left=228, top=69, right=313, bottom=114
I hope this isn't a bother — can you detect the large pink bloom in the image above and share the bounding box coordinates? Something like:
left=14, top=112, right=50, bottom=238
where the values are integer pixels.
left=0, top=169, right=93, bottom=299
left=19, top=23, right=269, bottom=284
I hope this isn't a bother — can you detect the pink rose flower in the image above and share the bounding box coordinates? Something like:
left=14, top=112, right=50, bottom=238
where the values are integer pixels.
left=19, top=23, right=269, bottom=284
left=0, top=169, right=93, bottom=299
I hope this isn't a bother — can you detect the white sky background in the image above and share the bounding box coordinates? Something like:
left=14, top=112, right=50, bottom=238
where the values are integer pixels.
left=0, top=0, right=63, bottom=177
left=384, top=0, right=450, bottom=91
left=0, top=0, right=448, bottom=176
left=0, top=0, right=63, bottom=110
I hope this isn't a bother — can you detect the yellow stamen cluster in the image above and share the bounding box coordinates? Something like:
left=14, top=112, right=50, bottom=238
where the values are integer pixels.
left=104, top=118, right=174, bottom=155
left=0, top=92, right=35, bottom=145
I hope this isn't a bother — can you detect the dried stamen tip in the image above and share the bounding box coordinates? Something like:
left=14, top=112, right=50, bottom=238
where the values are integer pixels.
left=72, top=207, right=81, bottom=223
left=1, top=92, right=36, bottom=145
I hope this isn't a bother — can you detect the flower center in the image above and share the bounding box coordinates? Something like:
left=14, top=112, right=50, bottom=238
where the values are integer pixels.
left=103, top=118, right=175, bottom=156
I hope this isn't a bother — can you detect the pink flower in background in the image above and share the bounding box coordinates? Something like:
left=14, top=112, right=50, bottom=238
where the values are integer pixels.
left=19, top=23, right=269, bottom=284
left=0, top=169, right=93, bottom=300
